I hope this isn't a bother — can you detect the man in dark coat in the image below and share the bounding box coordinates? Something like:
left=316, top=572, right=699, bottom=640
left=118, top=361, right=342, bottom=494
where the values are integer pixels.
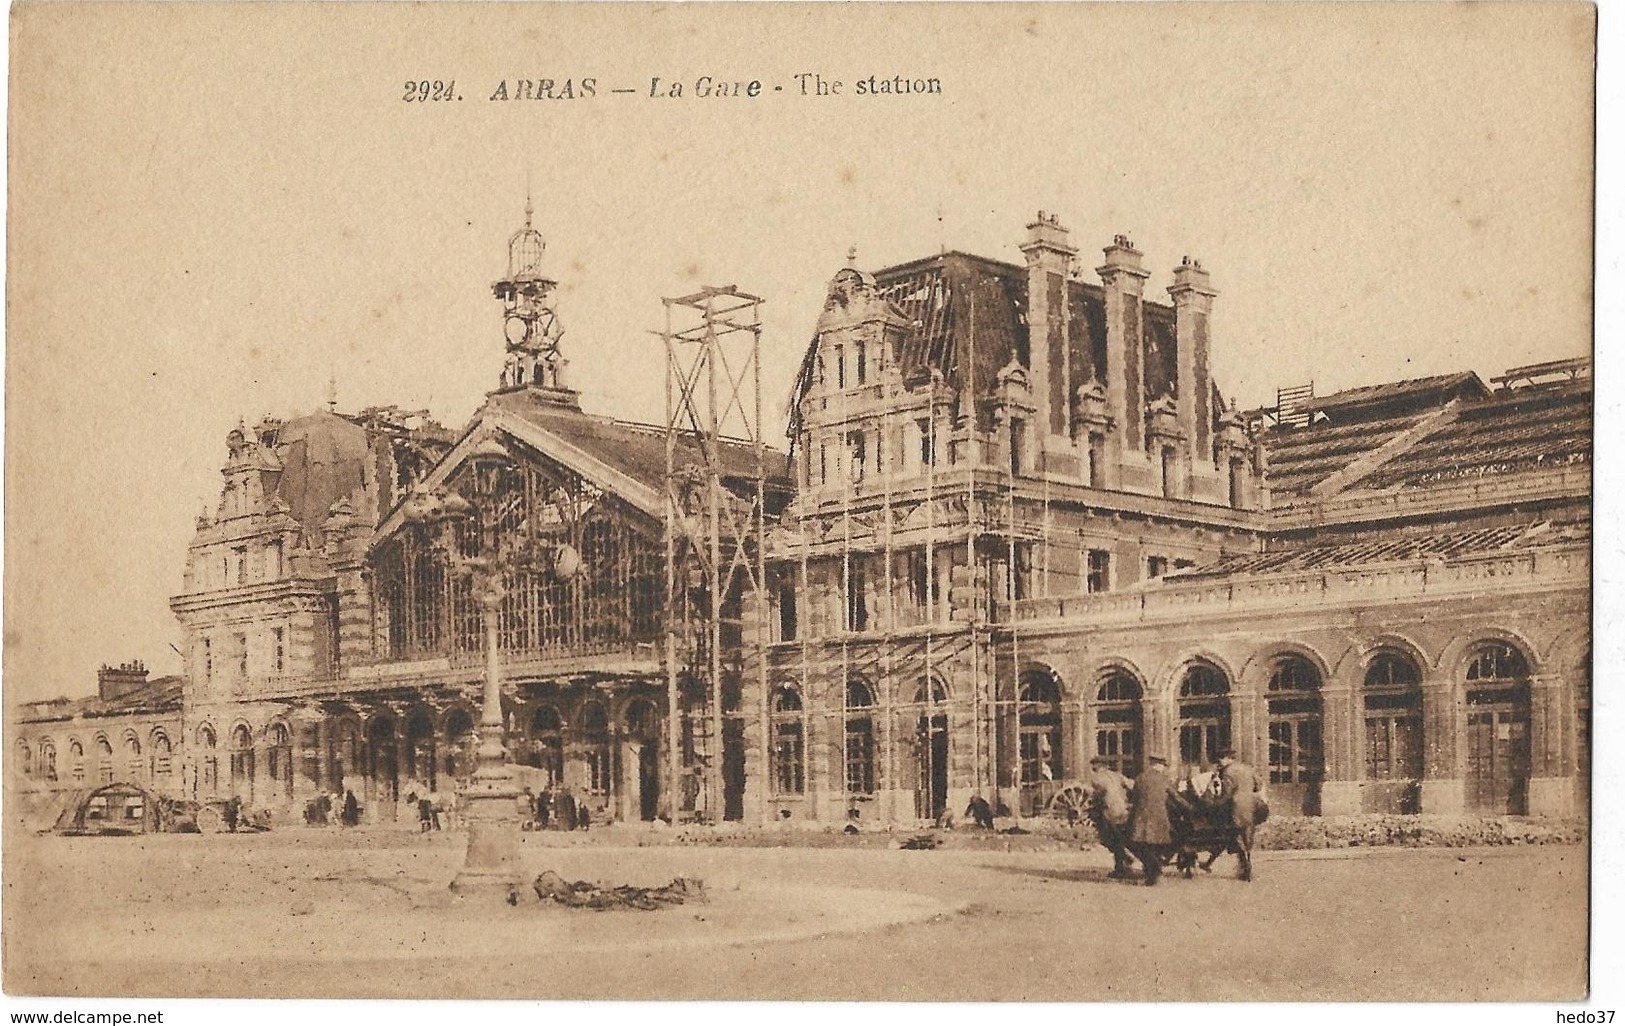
left=965, top=794, right=995, bottom=830
left=1085, top=756, right=1134, bottom=878
left=536, top=787, right=553, bottom=830
left=1216, top=749, right=1265, bottom=880
left=1126, top=754, right=1185, bottom=886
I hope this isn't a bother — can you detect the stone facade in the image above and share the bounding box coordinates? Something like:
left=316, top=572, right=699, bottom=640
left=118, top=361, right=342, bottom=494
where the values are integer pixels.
left=11, top=210, right=1591, bottom=829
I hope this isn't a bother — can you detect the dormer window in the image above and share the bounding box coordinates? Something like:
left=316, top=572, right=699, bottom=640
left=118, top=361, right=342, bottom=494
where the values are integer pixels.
left=834, top=345, right=846, bottom=389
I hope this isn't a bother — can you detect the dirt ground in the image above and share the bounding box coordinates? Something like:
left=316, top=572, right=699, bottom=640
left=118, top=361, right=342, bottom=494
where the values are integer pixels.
left=3, top=825, right=1589, bottom=1001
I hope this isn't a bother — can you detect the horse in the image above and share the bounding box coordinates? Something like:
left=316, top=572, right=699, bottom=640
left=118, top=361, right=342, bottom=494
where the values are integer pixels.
left=1169, top=790, right=1267, bottom=881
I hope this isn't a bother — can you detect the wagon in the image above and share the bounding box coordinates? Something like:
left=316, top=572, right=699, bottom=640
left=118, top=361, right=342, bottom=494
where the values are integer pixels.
left=1045, top=782, right=1094, bottom=824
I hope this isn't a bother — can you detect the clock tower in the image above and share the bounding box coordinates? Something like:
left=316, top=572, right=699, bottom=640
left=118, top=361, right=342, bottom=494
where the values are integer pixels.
left=493, top=196, right=573, bottom=401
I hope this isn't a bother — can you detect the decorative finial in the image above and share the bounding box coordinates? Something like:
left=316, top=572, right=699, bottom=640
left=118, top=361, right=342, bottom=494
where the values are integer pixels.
left=524, top=167, right=534, bottom=228
left=846, top=244, right=858, bottom=265
left=326, top=371, right=338, bottom=412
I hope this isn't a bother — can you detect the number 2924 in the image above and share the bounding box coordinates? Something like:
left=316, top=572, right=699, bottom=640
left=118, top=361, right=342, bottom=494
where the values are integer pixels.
left=403, top=81, right=459, bottom=102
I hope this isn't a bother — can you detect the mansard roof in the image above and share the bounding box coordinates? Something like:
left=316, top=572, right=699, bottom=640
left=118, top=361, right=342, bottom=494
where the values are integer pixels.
left=791, top=249, right=1210, bottom=433
left=273, top=410, right=373, bottom=542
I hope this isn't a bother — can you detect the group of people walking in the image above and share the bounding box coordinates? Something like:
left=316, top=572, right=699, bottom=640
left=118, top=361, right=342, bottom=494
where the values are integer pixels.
left=301, top=788, right=363, bottom=828
left=1087, top=749, right=1266, bottom=886
left=523, top=783, right=591, bottom=831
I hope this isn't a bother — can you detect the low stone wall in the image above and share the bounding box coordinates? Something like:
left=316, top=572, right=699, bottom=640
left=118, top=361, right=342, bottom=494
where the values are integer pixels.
left=1256, top=814, right=1588, bottom=850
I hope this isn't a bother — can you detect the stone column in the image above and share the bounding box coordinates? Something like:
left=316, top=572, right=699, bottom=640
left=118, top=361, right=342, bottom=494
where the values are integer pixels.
left=293, top=713, right=322, bottom=806
left=1231, top=690, right=1262, bottom=770
left=1143, top=692, right=1174, bottom=764
left=314, top=716, right=331, bottom=795
left=617, top=736, right=636, bottom=823
left=1420, top=676, right=1464, bottom=814
left=1526, top=673, right=1573, bottom=818
left=1319, top=683, right=1361, bottom=816
left=1065, top=700, right=1087, bottom=780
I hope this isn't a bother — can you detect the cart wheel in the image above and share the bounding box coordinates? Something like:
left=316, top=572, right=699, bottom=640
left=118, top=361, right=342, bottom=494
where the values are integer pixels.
left=196, top=805, right=225, bottom=834
left=1049, top=785, right=1091, bottom=824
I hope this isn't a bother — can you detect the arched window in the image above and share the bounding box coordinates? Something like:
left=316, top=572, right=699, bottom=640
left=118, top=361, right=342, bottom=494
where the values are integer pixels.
left=196, top=725, right=218, bottom=795
left=18, top=741, right=33, bottom=780
left=1467, top=641, right=1528, bottom=682
left=366, top=716, right=399, bottom=803
left=442, top=709, right=474, bottom=782
left=844, top=679, right=877, bottom=796
left=581, top=701, right=612, bottom=797
left=40, top=740, right=57, bottom=784
left=68, top=740, right=86, bottom=784
left=1464, top=640, right=1532, bottom=814
left=625, top=701, right=660, bottom=742
left=1093, top=670, right=1143, bottom=775
left=1178, top=663, right=1231, bottom=767
left=1364, top=652, right=1423, bottom=781
left=123, top=734, right=144, bottom=783
left=265, top=723, right=294, bottom=799
left=531, top=705, right=565, bottom=785
left=769, top=686, right=805, bottom=796
left=404, top=707, right=437, bottom=789
left=1266, top=656, right=1323, bottom=798
left=229, top=724, right=255, bottom=798
left=95, top=737, right=114, bottom=784
left=623, top=699, right=664, bottom=822
left=150, top=732, right=173, bottom=781
left=914, top=677, right=950, bottom=821
left=1018, top=669, right=1063, bottom=787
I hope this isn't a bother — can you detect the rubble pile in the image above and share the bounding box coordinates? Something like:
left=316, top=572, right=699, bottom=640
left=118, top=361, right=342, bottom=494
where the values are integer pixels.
left=531, top=870, right=705, bottom=911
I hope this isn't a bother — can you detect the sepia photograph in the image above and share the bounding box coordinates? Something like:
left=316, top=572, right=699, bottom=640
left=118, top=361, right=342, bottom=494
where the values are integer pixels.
left=1, top=1, right=1603, bottom=1011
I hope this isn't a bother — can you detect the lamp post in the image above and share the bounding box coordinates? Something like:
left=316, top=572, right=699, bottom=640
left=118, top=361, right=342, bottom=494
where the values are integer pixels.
left=403, top=453, right=545, bottom=899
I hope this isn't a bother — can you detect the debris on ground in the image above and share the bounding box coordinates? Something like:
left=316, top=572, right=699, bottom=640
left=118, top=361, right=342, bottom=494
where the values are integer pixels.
left=532, top=870, right=705, bottom=910
left=899, top=834, right=939, bottom=850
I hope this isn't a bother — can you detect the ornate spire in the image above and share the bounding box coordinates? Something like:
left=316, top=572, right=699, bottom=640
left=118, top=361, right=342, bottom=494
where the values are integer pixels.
left=492, top=196, right=571, bottom=401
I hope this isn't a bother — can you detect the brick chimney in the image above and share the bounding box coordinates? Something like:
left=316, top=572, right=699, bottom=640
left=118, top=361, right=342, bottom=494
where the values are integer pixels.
left=1019, top=212, right=1077, bottom=472
left=97, top=660, right=149, bottom=701
left=1096, top=236, right=1150, bottom=454
left=1168, top=257, right=1218, bottom=462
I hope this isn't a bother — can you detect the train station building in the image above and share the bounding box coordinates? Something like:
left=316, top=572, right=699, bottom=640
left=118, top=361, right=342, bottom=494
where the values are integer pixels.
left=12, top=208, right=1591, bottom=826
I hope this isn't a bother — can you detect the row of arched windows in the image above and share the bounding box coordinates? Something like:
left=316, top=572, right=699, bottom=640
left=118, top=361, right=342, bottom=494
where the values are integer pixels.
left=762, top=640, right=1556, bottom=817
left=768, top=678, right=952, bottom=801
left=16, top=730, right=173, bottom=786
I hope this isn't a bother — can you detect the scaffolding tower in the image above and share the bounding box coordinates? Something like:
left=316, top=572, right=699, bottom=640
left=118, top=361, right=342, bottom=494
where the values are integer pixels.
left=660, top=287, right=769, bottom=823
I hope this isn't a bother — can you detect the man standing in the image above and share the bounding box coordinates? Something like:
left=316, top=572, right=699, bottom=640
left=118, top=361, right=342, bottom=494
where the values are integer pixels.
left=1216, top=748, right=1265, bottom=881
left=1127, top=754, right=1183, bottom=886
left=1086, top=756, right=1133, bottom=878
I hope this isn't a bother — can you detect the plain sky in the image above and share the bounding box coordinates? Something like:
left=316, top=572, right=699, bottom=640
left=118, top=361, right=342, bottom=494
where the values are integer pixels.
left=4, top=3, right=1595, bottom=702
